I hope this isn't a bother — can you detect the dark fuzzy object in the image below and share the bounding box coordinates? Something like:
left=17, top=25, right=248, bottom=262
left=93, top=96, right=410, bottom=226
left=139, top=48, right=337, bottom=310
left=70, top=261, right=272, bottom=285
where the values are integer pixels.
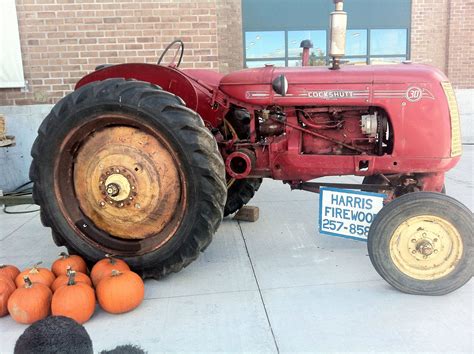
left=99, top=344, right=146, bottom=354
left=14, top=316, right=93, bottom=354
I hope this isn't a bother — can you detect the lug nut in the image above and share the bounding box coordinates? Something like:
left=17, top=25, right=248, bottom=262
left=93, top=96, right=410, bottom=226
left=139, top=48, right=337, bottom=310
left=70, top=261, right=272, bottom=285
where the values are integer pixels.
left=433, top=238, right=438, bottom=242
left=99, top=201, right=106, bottom=207
left=135, top=203, right=141, bottom=209
left=411, top=239, right=416, bottom=243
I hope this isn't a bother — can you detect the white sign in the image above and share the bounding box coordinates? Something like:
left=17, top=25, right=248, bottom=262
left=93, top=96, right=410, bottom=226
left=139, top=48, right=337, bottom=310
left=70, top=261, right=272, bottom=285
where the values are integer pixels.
left=319, top=187, right=386, bottom=241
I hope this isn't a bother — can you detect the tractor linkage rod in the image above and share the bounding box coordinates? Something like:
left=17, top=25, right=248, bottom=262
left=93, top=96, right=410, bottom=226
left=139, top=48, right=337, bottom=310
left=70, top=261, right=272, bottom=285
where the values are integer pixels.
left=291, top=182, right=391, bottom=194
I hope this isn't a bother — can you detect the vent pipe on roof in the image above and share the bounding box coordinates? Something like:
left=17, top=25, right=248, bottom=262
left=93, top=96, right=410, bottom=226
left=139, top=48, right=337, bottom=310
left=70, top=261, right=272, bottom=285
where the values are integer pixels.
left=329, top=0, right=347, bottom=70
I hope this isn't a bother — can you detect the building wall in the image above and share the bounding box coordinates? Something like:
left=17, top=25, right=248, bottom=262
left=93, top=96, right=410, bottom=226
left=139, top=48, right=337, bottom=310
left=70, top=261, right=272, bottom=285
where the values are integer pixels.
left=0, top=0, right=243, bottom=106
left=446, top=0, right=474, bottom=88
left=217, top=0, right=244, bottom=73
left=411, top=0, right=473, bottom=89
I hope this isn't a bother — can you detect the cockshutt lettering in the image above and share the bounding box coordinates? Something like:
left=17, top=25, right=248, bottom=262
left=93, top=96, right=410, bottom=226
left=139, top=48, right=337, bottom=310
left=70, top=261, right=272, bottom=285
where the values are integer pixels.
left=307, top=91, right=354, bottom=99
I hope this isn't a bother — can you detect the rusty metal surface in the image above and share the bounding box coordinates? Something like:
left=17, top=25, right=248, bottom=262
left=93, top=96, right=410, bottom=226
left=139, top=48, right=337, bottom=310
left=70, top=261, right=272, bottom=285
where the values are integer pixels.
left=73, top=125, right=182, bottom=240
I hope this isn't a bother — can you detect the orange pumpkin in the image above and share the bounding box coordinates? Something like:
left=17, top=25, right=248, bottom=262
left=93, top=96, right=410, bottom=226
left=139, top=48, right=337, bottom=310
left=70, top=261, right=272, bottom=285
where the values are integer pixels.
left=51, top=267, right=92, bottom=292
left=0, top=275, right=16, bottom=317
left=0, top=264, right=20, bottom=281
left=90, top=255, right=130, bottom=287
left=51, top=252, right=88, bottom=276
left=96, top=270, right=144, bottom=314
left=15, top=262, right=56, bottom=288
left=8, top=276, right=52, bottom=324
left=51, top=271, right=96, bottom=324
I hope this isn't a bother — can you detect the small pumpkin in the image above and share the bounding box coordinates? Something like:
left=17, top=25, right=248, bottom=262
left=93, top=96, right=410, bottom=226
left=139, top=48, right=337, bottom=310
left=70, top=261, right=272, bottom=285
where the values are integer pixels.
left=90, top=255, right=130, bottom=287
left=0, top=264, right=20, bottom=281
left=15, top=262, right=56, bottom=288
left=51, top=252, right=88, bottom=277
left=51, top=271, right=96, bottom=324
left=0, top=275, right=16, bottom=317
left=51, top=266, right=92, bottom=292
left=8, top=276, right=52, bottom=324
left=96, top=270, right=144, bottom=314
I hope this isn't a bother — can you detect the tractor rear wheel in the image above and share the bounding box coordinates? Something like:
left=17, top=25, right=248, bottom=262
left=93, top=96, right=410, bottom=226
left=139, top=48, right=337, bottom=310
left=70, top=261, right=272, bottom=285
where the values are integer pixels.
left=30, top=78, right=227, bottom=278
left=368, top=192, right=472, bottom=295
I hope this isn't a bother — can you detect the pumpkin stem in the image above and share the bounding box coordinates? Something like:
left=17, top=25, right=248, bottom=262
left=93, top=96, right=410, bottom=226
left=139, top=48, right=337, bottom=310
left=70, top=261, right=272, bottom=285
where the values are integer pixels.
left=30, top=261, right=42, bottom=274
left=59, top=252, right=69, bottom=259
left=105, top=254, right=117, bottom=265
left=67, top=270, right=76, bottom=286
left=111, top=269, right=122, bottom=277
left=23, top=276, right=33, bottom=288
left=66, top=266, right=73, bottom=275
left=0, top=264, right=5, bottom=269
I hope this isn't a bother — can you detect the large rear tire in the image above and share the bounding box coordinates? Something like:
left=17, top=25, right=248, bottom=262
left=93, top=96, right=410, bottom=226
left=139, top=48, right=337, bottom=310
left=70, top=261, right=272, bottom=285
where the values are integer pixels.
left=30, top=78, right=226, bottom=278
left=368, top=192, right=472, bottom=295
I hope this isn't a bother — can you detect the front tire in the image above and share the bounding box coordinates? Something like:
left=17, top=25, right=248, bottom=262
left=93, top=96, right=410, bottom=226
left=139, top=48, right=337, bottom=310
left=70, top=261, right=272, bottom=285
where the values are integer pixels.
left=224, top=178, right=262, bottom=216
left=367, top=192, right=472, bottom=295
left=30, top=78, right=226, bottom=278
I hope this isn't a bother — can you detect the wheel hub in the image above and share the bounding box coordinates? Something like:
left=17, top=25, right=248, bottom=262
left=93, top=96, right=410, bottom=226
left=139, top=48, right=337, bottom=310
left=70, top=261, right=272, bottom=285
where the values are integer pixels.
left=99, top=168, right=136, bottom=206
left=415, top=240, right=434, bottom=256
left=389, top=215, right=463, bottom=280
left=73, top=125, right=184, bottom=240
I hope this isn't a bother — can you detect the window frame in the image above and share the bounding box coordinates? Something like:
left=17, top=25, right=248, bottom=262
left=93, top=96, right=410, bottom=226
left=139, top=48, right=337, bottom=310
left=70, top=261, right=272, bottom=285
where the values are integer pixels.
left=243, top=27, right=411, bottom=67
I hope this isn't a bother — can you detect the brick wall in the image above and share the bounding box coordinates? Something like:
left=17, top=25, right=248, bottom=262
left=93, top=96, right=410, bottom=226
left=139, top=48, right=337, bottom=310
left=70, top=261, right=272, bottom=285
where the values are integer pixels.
left=411, top=0, right=473, bottom=88
left=216, top=0, right=243, bottom=73
left=410, top=0, right=449, bottom=72
left=446, top=0, right=474, bottom=88
left=0, top=0, right=242, bottom=106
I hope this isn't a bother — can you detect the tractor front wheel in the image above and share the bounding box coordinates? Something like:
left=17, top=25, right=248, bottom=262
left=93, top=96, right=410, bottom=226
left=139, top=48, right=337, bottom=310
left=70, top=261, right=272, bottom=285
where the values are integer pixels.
left=30, top=78, right=227, bottom=278
left=224, top=178, right=262, bottom=216
left=367, top=192, right=472, bottom=295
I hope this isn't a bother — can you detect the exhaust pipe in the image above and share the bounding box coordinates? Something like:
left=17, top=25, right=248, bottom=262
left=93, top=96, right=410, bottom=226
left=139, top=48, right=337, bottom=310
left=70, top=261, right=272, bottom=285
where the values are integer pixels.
left=329, top=0, right=347, bottom=70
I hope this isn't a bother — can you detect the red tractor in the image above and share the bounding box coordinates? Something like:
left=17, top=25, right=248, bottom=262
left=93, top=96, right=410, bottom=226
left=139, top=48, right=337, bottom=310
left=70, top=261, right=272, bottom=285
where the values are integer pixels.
left=30, top=0, right=471, bottom=295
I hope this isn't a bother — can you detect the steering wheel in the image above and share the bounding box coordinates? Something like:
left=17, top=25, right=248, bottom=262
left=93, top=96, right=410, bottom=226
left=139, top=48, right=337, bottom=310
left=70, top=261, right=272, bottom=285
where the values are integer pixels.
left=157, top=39, right=184, bottom=67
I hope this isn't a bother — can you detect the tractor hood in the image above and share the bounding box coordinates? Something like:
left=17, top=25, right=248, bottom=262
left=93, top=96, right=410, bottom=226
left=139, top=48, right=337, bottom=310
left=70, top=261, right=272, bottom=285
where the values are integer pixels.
left=219, top=63, right=448, bottom=105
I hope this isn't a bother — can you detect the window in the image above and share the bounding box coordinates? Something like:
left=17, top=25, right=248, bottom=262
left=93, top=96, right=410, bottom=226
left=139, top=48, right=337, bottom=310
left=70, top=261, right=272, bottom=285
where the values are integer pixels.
left=346, top=30, right=367, bottom=56
left=343, top=28, right=407, bottom=65
left=370, top=29, right=407, bottom=56
left=242, top=0, right=411, bottom=67
left=0, top=0, right=25, bottom=88
left=244, top=30, right=327, bottom=68
left=243, top=28, right=409, bottom=67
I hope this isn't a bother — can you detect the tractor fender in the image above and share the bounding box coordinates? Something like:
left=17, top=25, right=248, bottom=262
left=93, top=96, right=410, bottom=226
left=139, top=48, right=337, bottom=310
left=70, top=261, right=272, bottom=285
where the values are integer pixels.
left=76, top=63, right=199, bottom=112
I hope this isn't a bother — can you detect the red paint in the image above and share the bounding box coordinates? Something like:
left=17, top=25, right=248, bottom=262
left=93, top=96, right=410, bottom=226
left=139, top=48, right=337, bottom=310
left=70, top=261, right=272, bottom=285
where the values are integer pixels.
left=74, top=62, right=459, bottom=192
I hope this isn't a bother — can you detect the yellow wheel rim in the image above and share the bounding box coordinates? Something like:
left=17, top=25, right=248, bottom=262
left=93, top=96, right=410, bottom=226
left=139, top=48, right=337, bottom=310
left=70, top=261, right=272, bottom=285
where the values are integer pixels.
left=389, top=215, right=463, bottom=280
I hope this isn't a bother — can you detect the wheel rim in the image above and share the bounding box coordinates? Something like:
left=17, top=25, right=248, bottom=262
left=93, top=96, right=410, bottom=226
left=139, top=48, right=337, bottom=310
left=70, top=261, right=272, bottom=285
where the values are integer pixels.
left=54, top=113, right=187, bottom=256
left=389, top=215, right=463, bottom=280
